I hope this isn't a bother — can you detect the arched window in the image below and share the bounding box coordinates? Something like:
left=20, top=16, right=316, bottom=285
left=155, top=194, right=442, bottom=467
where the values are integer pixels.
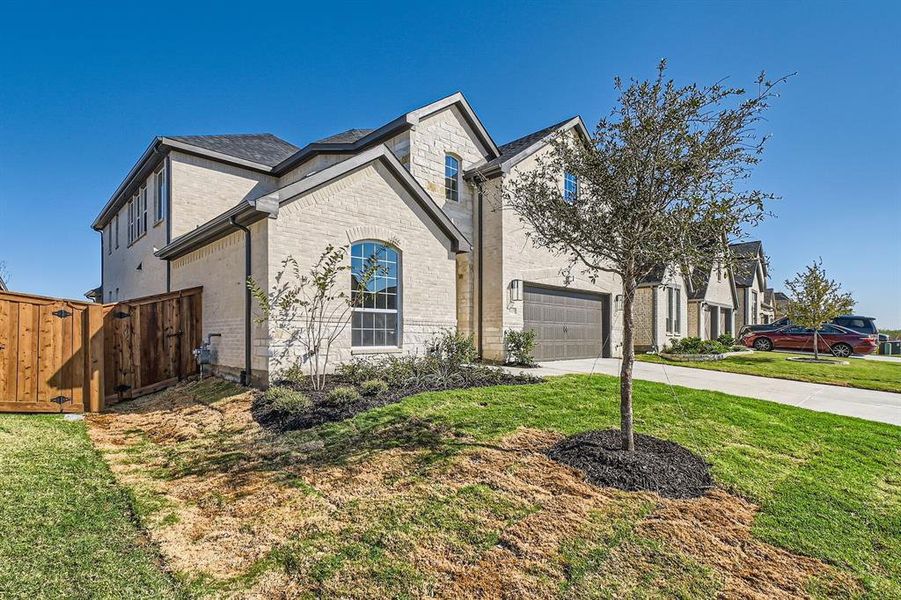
left=351, top=241, right=400, bottom=347
left=445, top=154, right=460, bottom=202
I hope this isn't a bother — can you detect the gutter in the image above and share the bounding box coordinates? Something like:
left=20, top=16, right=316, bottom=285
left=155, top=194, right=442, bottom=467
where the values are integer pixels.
left=475, top=177, right=485, bottom=359
left=229, top=217, right=253, bottom=386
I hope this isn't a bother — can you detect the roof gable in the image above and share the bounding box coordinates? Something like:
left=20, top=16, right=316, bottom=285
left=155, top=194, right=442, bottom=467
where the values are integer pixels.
left=156, top=145, right=470, bottom=260
left=465, top=116, right=590, bottom=179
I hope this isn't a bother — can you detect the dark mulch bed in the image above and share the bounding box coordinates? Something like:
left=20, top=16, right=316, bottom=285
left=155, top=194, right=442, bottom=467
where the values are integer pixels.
left=547, top=429, right=713, bottom=499
left=253, top=370, right=541, bottom=432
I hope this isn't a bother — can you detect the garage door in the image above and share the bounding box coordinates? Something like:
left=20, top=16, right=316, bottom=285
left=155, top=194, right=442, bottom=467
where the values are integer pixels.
left=523, top=285, right=609, bottom=361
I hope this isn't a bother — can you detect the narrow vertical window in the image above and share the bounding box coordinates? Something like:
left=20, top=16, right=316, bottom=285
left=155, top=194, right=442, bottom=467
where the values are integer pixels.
left=564, top=172, right=579, bottom=203
left=675, top=288, right=681, bottom=333
left=106, top=224, right=111, bottom=255
left=665, top=287, right=673, bottom=333
left=155, top=166, right=166, bottom=223
left=351, top=242, right=400, bottom=347
left=115, top=214, right=119, bottom=248
left=444, top=154, right=459, bottom=202
left=140, top=185, right=148, bottom=235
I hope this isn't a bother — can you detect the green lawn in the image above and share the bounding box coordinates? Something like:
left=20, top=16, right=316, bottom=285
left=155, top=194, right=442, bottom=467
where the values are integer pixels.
left=94, top=376, right=900, bottom=598
left=637, top=351, right=901, bottom=393
left=0, top=415, right=179, bottom=599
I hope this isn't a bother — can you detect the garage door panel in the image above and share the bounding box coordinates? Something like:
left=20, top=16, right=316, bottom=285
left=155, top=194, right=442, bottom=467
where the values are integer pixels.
left=523, top=285, right=607, bottom=361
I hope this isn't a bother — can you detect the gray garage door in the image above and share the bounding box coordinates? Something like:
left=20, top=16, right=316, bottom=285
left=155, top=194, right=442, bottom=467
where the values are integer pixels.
left=523, top=285, right=609, bottom=361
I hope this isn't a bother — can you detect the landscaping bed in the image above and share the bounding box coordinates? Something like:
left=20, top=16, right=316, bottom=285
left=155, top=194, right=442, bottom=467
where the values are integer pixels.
left=547, top=429, right=713, bottom=499
left=255, top=358, right=541, bottom=432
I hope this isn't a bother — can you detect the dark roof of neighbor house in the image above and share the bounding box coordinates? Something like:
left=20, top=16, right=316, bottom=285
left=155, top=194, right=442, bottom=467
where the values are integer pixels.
left=466, top=117, right=586, bottom=179
left=166, top=134, right=300, bottom=167
left=687, top=266, right=711, bottom=300
left=638, top=264, right=668, bottom=286
left=774, top=291, right=790, bottom=302
left=732, top=258, right=759, bottom=287
left=729, top=240, right=762, bottom=259
left=314, top=128, right=375, bottom=144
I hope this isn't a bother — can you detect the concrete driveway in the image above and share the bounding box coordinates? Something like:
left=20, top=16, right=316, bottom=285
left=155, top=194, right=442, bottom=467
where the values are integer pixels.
left=508, top=358, right=901, bottom=427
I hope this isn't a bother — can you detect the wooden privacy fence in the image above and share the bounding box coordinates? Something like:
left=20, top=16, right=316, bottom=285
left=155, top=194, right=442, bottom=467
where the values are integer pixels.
left=0, top=287, right=202, bottom=413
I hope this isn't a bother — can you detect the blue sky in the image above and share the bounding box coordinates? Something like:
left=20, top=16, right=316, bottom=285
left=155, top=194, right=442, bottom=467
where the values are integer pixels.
left=1, top=1, right=899, bottom=325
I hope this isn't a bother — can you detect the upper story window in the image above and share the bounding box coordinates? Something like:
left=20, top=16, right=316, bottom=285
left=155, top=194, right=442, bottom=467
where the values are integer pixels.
left=115, top=214, right=119, bottom=249
left=127, top=185, right=149, bottom=245
left=444, top=154, right=460, bottom=202
left=106, top=224, right=111, bottom=255
left=351, top=241, right=400, bottom=348
left=154, top=165, right=167, bottom=224
left=751, top=290, right=759, bottom=324
left=564, top=171, right=579, bottom=203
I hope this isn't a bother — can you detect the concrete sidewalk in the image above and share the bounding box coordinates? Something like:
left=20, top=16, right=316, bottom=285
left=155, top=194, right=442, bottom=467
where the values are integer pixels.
left=506, top=358, right=901, bottom=427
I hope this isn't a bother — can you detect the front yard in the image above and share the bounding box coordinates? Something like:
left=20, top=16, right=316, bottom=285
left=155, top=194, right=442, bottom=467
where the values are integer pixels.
left=70, top=375, right=900, bottom=598
left=638, top=351, right=901, bottom=393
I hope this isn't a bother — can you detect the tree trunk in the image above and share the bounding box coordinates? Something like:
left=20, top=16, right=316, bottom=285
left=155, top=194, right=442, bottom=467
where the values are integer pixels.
left=813, top=329, right=819, bottom=360
left=620, top=273, right=637, bottom=452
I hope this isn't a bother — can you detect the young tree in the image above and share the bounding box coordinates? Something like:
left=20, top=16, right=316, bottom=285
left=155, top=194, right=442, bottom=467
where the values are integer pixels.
left=784, top=260, right=855, bottom=359
left=505, top=61, right=785, bottom=451
left=249, top=244, right=383, bottom=389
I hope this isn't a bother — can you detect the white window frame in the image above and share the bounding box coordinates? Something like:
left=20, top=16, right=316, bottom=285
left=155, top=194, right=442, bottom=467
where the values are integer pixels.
left=564, top=171, right=579, bottom=203
left=154, top=165, right=166, bottom=224
left=444, top=154, right=460, bottom=202
left=751, top=290, right=759, bottom=325
left=351, top=241, right=401, bottom=349
left=665, top=286, right=681, bottom=335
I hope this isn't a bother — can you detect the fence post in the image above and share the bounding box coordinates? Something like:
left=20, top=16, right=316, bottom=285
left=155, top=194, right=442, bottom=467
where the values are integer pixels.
left=86, top=304, right=105, bottom=412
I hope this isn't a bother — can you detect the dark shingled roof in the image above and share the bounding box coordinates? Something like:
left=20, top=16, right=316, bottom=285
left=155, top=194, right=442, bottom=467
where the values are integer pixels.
left=687, top=266, right=711, bottom=300
left=314, top=128, right=375, bottom=145
left=473, top=118, right=575, bottom=173
left=733, top=258, right=758, bottom=287
left=729, top=240, right=762, bottom=259
left=167, top=133, right=299, bottom=167
left=638, top=264, right=668, bottom=285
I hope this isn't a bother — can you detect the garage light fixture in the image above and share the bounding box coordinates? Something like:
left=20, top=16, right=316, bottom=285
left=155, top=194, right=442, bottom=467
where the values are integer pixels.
left=509, top=279, right=523, bottom=303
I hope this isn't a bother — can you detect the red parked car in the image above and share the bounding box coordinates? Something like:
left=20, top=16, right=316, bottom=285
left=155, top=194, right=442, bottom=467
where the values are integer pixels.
left=741, top=324, right=878, bottom=357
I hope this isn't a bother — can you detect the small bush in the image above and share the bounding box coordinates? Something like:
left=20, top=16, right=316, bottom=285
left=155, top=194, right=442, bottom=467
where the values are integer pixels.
left=278, top=363, right=309, bottom=385
left=427, top=329, right=476, bottom=366
left=504, top=329, right=536, bottom=366
left=716, top=333, right=736, bottom=347
left=666, top=337, right=731, bottom=355
left=360, top=379, right=389, bottom=397
left=263, top=386, right=313, bottom=415
left=326, top=386, right=362, bottom=406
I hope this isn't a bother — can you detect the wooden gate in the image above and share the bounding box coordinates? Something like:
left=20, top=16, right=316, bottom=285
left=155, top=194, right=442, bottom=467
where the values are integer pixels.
left=0, top=287, right=202, bottom=413
left=0, top=291, right=103, bottom=413
left=103, top=287, right=202, bottom=405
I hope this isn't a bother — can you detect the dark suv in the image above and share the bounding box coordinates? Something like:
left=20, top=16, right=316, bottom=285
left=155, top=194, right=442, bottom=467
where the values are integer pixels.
left=831, top=316, right=878, bottom=337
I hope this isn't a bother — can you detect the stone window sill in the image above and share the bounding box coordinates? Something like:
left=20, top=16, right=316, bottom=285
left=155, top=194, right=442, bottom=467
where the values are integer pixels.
left=351, top=346, right=404, bottom=355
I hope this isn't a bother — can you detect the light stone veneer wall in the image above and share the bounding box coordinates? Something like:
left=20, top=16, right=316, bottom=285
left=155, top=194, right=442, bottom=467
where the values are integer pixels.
left=479, top=146, right=624, bottom=361
left=169, top=151, right=278, bottom=238
left=688, top=261, right=736, bottom=339
left=265, top=160, right=458, bottom=377
left=169, top=220, right=270, bottom=383
left=101, top=160, right=169, bottom=302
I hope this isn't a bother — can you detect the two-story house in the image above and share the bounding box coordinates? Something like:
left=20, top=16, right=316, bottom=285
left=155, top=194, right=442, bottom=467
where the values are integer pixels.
left=92, top=93, right=622, bottom=384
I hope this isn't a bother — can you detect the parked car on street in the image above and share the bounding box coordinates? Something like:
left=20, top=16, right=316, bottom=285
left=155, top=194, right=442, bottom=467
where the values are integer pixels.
left=741, top=324, right=878, bottom=357
left=831, top=315, right=878, bottom=337
left=738, top=316, right=790, bottom=337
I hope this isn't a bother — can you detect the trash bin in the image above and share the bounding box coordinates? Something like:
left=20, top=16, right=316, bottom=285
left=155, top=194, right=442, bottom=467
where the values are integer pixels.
left=881, top=341, right=901, bottom=355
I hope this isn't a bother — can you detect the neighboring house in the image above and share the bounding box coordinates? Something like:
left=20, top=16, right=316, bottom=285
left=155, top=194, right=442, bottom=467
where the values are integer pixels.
left=761, top=288, right=776, bottom=324
left=730, top=241, right=769, bottom=331
left=773, top=290, right=790, bottom=318
left=685, top=256, right=739, bottom=340
left=634, top=265, right=689, bottom=352
left=93, top=93, right=622, bottom=384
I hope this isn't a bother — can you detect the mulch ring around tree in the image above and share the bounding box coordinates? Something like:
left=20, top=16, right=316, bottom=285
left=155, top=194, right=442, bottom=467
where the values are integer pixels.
left=547, top=429, right=713, bottom=499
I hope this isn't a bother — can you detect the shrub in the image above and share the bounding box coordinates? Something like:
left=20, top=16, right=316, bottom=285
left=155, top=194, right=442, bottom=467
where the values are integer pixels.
left=360, top=379, right=389, bottom=397
left=427, top=329, right=476, bottom=366
left=504, top=329, right=536, bottom=366
left=326, top=386, right=362, bottom=405
left=278, top=363, right=309, bottom=385
left=716, top=333, right=736, bottom=346
left=666, top=337, right=731, bottom=355
left=263, top=386, right=313, bottom=415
